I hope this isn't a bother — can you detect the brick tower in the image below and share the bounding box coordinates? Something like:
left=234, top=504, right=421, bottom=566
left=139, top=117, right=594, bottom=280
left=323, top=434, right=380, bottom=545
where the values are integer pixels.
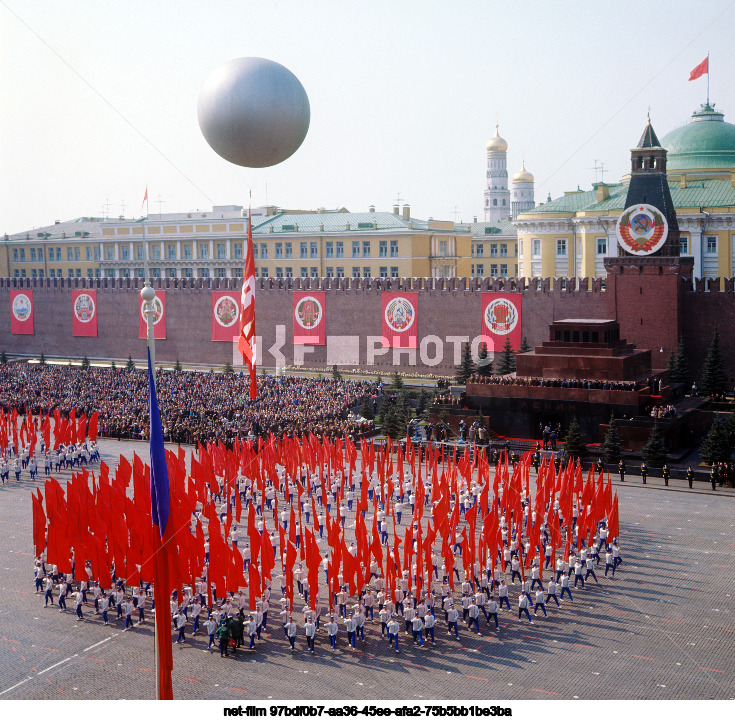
left=604, top=117, right=694, bottom=369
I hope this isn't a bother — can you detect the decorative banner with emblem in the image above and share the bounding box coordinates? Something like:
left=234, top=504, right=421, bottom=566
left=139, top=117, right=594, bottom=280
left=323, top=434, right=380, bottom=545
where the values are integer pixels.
left=382, top=292, right=418, bottom=348
left=138, top=290, right=166, bottom=340
left=10, top=290, right=34, bottom=335
left=481, top=292, right=522, bottom=353
left=211, top=291, right=241, bottom=342
left=293, top=291, right=326, bottom=345
left=72, top=289, right=97, bottom=337
left=616, top=203, right=668, bottom=256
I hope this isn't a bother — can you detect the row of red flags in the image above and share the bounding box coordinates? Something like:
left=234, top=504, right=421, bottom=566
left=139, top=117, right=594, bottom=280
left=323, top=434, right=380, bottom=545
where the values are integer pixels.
left=32, top=433, right=619, bottom=610
left=1, top=407, right=99, bottom=456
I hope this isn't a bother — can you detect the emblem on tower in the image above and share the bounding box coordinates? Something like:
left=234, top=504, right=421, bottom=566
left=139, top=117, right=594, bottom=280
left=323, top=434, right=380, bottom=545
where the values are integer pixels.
left=384, top=296, right=415, bottom=333
left=12, top=293, right=32, bottom=322
left=484, top=298, right=518, bottom=335
left=294, top=295, right=323, bottom=329
left=616, top=203, right=668, bottom=255
left=73, top=293, right=96, bottom=323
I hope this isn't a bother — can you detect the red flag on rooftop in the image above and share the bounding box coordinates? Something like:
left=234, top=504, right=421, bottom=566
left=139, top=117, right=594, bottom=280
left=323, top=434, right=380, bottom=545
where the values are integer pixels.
left=238, top=211, right=257, bottom=399
left=689, top=56, right=708, bottom=81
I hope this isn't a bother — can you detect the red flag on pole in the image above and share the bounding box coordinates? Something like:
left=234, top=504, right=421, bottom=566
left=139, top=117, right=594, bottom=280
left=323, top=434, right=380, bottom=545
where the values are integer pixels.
left=238, top=211, right=257, bottom=400
left=689, top=56, right=708, bottom=81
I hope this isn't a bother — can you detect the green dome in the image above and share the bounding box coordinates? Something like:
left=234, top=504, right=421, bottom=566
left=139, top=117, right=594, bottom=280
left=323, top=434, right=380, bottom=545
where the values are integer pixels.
left=660, top=104, right=735, bottom=171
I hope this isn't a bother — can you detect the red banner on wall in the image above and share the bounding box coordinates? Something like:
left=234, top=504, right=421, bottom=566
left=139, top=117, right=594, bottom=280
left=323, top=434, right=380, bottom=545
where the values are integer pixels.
left=481, top=292, right=522, bottom=353
left=382, top=292, right=418, bottom=348
left=293, top=291, right=325, bottom=345
left=211, top=291, right=241, bottom=342
left=138, top=290, right=166, bottom=340
left=10, top=290, right=34, bottom=335
left=72, top=290, right=98, bottom=337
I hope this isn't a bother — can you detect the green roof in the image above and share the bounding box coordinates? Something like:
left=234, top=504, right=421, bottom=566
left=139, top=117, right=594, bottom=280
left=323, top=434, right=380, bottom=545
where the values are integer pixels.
left=252, top=211, right=430, bottom=234
left=522, top=178, right=735, bottom=216
left=661, top=104, right=735, bottom=171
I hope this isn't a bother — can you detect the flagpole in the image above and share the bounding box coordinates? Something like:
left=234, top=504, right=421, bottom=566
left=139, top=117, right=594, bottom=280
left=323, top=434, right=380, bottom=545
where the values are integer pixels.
left=707, top=52, right=710, bottom=107
left=139, top=211, right=160, bottom=698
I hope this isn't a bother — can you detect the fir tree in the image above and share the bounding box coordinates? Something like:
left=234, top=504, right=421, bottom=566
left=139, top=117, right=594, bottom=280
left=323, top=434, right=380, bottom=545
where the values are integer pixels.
left=670, top=337, right=689, bottom=386
left=223, top=361, right=234, bottom=375
left=376, top=373, right=382, bottom=386
left=39, top=353, right=46, bottom=365
left=0, top=351, right=6, bottom=364
left=359, top=396, right=375, bottom=420
left=416, top=389, right=429, bottom=418
left=602, top=415, right=623, bottom=464
left=699, top=420, right=731, bottom=465
left=331, top=364, right=342, bottom=381
left=519, top=336, right=531, bottom=353
left=174, top=358, right=182, bottom=372
left=392, top=371, right=404, bottom=390
left=563, top=417, right=587, bottom=460
left=382, top=402, right=402, bottom=440
left=495, top=337, right=516, bottom=375
left=81, top=355, right=90, bottom=370
left=726, top=407, right=735, bottom=446
left=396, top=387, right=413, bottom=428
left=110, top=360, right=117, bottom=371
left=666, top=350, right=676, bottom=378
left=126, top=354, right=135, bottom=370
left=699, top=328, right=727, bottom=398
left=476, top=341, right=493, bottom=377
left=455, top=343, right=476, bottom=384
left=641, top=422, right=667, bottom=467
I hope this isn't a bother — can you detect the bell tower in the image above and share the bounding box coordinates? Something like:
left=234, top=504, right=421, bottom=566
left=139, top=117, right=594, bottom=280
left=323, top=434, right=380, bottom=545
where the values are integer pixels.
left=604, top=116, right=694, bottom=369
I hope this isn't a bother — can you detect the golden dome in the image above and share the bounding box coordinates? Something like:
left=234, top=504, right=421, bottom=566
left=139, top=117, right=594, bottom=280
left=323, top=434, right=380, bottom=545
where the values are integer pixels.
left=513, top=158, right=534, bottom=183
left=486, top=122, right=508, bottom=152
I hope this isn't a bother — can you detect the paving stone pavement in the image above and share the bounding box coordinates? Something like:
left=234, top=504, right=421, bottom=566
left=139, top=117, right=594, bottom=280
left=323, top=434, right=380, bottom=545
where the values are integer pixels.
left=0, top=439, right=733, bottom=701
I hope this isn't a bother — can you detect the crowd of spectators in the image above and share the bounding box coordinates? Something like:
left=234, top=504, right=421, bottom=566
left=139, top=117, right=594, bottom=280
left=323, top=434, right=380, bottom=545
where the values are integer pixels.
left=649, top=404, right=677, bottom=419
left=467, top=374, right=638, bottom=391
left=0, top=364, right=378, bottom=446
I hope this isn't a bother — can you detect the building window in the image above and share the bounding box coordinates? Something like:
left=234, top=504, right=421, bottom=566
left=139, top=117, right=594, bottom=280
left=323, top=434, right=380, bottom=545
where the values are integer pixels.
left=106, top=247, right=114, bottom=260
left=74, top=247, right=80, bottom=261
left=336, top=241, right=344, bottom=258
left=199, top=244, right=209, bottom=259
left=183, top=267, right=193, bottom=278
left=596, top=237, right=607, bottom=255
left=310, top=267, right=318, bottom=278
left=500, top=263, right=508, bottom=276
left=336, top=267, right=344, bottom=278
left=390, top=240, right=398, bottom=257
left=39, top=269, right=45, bottom=278
left=556, top=238, right=567, bottom=255
left=379, top=240, right=387, bottom=257
left=276, top=267, right=283, bottom=278
left=168, top=244, right=177, bottom=259
left=363, top=267, right=370, bottom=277
left=301, top=267, right=309, bottom=278
left=285, top=267, right=293, bottom=277
left=532, top=239, right=541, bottom=256
left=67, top=248, right=73, bottom=261
left=38, top=247, right=44, bottom=260
left=706, top=236, right=717, bottom=253
left=680, top=236, right=689, bottom=255
left=136, top=246, right=144, bottom=260
left=121, top=268, right=130, bottom=278
left=499, top=243, right=507, bottom=257
left=325, top=267, right=333, bottom=278
left=93, top=247, right=100, bottom=260
left=493, top=199, right=498, bottom=206
left=49, top=269, right=56, bottom=278
left=490, top=243, right=498, bottom=257
left=133, top=267, right=143, bottom=277
left=233, top=243, right=242, bottom=259
left=85, top=247, right=92, bottom=261
left=183, top=245, right=192, bottom=259
left=151, top=268, right=161, bottom=278
left=363, top=240, right=371, bottom=257
left=30, top=248, right=36, bottom=261
left=75, top=268, right=82, bottom=277
left=232, top=268, right=242, bottom=278
left=379, top=266, right=388, bottom=278
left=475, top=264, right=484, bottom=277
left=300, top=242, right=308, bottom=258
left=439, top=240, right=448, bottom=257
left=12, top=248, right=19, bottom=261
left=325, top=242, right=334, bottom=258
left=490, top=264, right=498, bottom=276
left=31, top=269, right=37, bottom=278
left=310, top=242, right=318, bottom=258
left=55, top=248, right=61, bottom=261
left=260, top=243, right=268, bottom=259
left=285, top=242, right=292, bottom=258
left=275, top=242, right=283, bottom=259
left=216, top=268, right=227, bottom=277
left=474, top=244, right=484, bottom=257
left=390, top=266, right=398, bottom=278
left=151, top=245, right=160, bottom=260
left=121, top=246, right=129, bottom=260
left=352, top=267, right=360, bottom=278
left=352, top=241, right=360, bottom=257
left=199, top=267, right=210, bottom=278
left=104, top=269, right=114, bottom=278
left=216, top=243, right=225, bottom=259
left=166, top=268, right=176, bottom=277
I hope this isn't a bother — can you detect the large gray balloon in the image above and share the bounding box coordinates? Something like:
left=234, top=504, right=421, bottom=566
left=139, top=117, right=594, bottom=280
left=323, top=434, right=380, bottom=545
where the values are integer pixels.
left=198, top=57, right=310, bottom=168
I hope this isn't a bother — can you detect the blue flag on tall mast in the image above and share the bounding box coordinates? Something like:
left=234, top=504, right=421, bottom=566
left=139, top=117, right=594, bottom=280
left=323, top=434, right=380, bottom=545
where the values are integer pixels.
left=149, top=347, right=170, bottom=537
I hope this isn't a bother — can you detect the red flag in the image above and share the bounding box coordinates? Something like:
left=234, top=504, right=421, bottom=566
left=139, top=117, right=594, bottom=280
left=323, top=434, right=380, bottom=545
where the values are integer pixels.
left=689, top=56, right=708, bottom=81
left=238, top=212, right=257, bottom=400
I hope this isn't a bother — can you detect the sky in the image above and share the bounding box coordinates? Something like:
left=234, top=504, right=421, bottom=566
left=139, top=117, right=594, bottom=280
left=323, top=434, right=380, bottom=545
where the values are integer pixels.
left=2, top=0, right=734, bottom=235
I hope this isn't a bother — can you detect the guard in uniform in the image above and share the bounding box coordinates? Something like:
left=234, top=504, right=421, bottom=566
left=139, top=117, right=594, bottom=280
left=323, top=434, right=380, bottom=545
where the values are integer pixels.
left=662, top=464, right=670, bottom=487
left=619, top=459, right=625, bottom=483
left=710, top=465, right=717, bottom=491
left=686, top=466, right=694, bottom=489
left=640, top=461, right=647, bottom=484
